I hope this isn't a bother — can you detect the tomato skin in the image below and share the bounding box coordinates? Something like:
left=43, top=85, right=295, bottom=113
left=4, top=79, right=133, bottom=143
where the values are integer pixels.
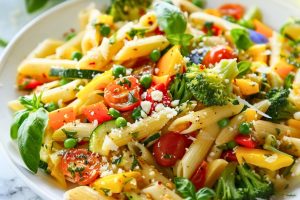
left=190, top=161, right=207, bottom=190
left=202, top=24, right=223, bottom=36
left=146, top=83, right=171, bottom=113
left=202, top=45, right=236, bottom=66
left=219, top=4, right=245, bottom=20
left=235, top=134, right=257, bottom=148
left=153, top=132, right=189, bottom=167
left=19, top=78, right=43, bottom=90
left=221, top=150, right=238, bottom=162
left=104, top=76, right=141, bottom=112
left=61, top=149, right=101, bottom=185
left=82, top=102, right=112, bottom=124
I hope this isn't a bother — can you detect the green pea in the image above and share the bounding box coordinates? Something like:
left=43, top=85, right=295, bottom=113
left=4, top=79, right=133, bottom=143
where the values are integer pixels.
left=108, top=108, right=121, bottom=119
left=112, top=64, right=126, bottom=78
left=132, top=107, right=142, bottom=121
left=140, top=74, right=152, bottom=89
left=218, top=118, right=229, bottom=128
left=44, top=102, right=59, bottom=112
left=227, top=141, right=237, bottom=149
left=116, top=117, right=127, bottom=128
left=239, top=122, right=251, bottom=134
left=150, top=49, right=161, bottom=62
left=100, top=24, right=111, bottom=37
left=71, top=51, right=83, bottom=61
left=64, top=138, right=77, bottom=149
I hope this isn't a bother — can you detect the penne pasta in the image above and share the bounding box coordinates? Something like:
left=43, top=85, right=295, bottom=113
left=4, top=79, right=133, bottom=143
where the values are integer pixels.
left=28, top=39, right=64, bottom=59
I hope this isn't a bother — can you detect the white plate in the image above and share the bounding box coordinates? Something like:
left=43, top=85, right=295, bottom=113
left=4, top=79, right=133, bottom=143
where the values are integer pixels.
left=0, top=0, right=299, bottom=199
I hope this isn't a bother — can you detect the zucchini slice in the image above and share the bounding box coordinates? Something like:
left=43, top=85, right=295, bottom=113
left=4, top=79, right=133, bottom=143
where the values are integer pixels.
left=50, top=68, right=102, bottom=79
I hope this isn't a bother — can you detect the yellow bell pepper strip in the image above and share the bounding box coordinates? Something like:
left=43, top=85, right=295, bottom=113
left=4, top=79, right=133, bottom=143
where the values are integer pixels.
left=76, top=69, right=113, bottom=99
left=247, top=44, right=268, bottom=63
left=157, top=45, right=185, bottom=77
left=287, top=119, right=300, bottom=130
left=92, top=172, right=141, bottom=194
left=235, top=147, right=294, bottom=171
left=235, top=78, right=259, bottom=95
left=245, top=108, right=257, bottom=122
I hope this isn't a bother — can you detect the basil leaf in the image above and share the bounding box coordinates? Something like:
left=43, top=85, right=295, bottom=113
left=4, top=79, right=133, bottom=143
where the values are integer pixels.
left=284, top=73, right=295, bottom=89
left=0, top=38, right=8, bottom=47
left=25, top=0, right=49, bottom=13
left=230, top=28, right=253, bottom=50
left=195, top=187, right=215, bottom=200
left=167, top=33, right=194, bottom=47
left=10, top=110, right=30, bottom=139
left=237, top=61, right=252, bottom=77
left=18, top=108, right=48, bottom=173
left=154, top=1, right=187, bottom=35
left=174, top=177, right=196, bottom=199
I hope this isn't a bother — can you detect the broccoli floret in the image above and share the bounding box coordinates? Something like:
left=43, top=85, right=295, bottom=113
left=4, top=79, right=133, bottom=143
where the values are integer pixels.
left=185, top=59, right=239, bottom=106
left=108, top=0, right=152, bottom=22
left=265, top=88, right=297, bottom=122
left=215, top=163, right=274, bottom=200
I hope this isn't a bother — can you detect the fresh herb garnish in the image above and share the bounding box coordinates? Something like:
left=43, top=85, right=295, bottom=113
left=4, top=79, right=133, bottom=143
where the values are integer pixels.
left=230, top=28, right=253, bottom=50
left=127, top=28, right=147, bottom=39
left=130, top=156, right=140, bottom=170
left=284, top=73, right=295, bottom=89
left=25, top=0, right=49, bottom=13
left=112, top=156, right=123, bottom=165
left=0, top=38, right=8, bottom=47
left=237, top=61, right=252, bottom=77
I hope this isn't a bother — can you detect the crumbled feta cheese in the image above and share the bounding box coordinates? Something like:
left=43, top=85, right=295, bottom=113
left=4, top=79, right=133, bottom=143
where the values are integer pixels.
left=141, top=101, right=152, bottom=114
left=155, top=103, right=165, bottom=112
left=149, top=171, right=155, bottom=176
left=117, top=168, right=124, bottom=174
left=171, top=100, right=179, bottom=107
left=264, top=154, right=278, bottom=163
left=183, top=57, right=190, bottom=63
left=141, top=92, right=147, bottom=100
left=151, top=90, right=163, bottom=102
left=90, top=111, right=95, bottom=116
left=92, top=120, right=98, bottom=127
left=126, top=68, right=133, bottom=75
left=154, top=68, right=159, bottom=74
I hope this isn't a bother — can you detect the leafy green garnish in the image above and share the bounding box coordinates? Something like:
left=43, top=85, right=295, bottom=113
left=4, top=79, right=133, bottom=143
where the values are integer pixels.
left=237, top=61, right=252, bottom=77
left=19, top=93, right=44, bottom=111
left=25, top=0, right=49, bottom=13
left=154, top=1, right=193, bottom=49
left=127, top=28, right=147, bottom=39
left=174, top=177, right=215, bottom=200
left=0, top=38, right=8, bottom=47
left=284, top=73, right=295, bottom=89
left=230, top=28, right=253, bottom=50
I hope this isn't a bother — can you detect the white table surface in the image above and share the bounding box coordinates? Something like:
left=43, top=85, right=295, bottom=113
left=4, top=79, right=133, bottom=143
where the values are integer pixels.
left=0, top=0, right=300, bottom=200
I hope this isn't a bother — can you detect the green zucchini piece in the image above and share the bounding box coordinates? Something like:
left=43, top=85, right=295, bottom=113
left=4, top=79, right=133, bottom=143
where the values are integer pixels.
left=50, top=68, right=102, bottom=79
left=89, top=120, right=116, bottom=154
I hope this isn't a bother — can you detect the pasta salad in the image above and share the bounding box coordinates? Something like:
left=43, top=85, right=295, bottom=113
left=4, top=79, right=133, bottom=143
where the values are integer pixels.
left=8, top=0, right=300, bottom=199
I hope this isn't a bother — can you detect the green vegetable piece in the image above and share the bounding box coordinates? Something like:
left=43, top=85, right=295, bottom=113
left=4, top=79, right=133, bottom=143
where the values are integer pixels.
left=230, top=28, right=253, bottom=50
left=218, top=118, right=229, bottom=128
left=44, top=102, right=59, bottom=112
left=227, top=141, right=237, bottom=149
left=59, top=78, right=71, bottom=86
left=132, top=107, right=142, bottom=121
left=19, top=93, right=44, bottom=111
left=108, top=108, right=121, bottom=119
left=150, top=49, right=161, bottom=62
left=18, top=108, right=48, bottom=173
left=50, top=68, right=101, bottom=79
left=100, top=24, right=111, bottom=36
left=112, top=64, right=126, bottom=78
left=196, top=187, right=215, bottom=200
left=25, top=0, right=48, bottom=13
left=243, top=6, right=262, bottom=21
left=64, top=138, right=78, bottom=149
left=174, top=177, right=196, bottom=199
left=65, top=32, right=76, bottom=41
left=237, top=61, right=252, bottom=77
left=284, top=73, right=295, bottom=89
left=238, top=19, right=254, bottom=29
left=116, top=117, right=127, bottom=128
left=143, top=132, right=160, bottom=146
left=192, top=0, right=206, bottom=8
left=154, top=1, right=187, bottom=35
left=10, top=110, right=30, bottom=139
left=71, top=51, right=83, bottom=61
left=238, top=122, right=251, bottom=134
left=140, top=74, right=152, bottom=89
left=0, top=38, right=8, bottom=47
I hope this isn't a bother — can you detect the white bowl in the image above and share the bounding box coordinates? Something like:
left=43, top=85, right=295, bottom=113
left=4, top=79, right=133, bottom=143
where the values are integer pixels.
left=0, top=0, right=299, bottom=199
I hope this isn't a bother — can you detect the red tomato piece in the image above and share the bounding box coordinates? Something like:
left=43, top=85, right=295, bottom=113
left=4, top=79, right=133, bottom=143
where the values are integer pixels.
left=202, top=23, right=223, bottom=36
left=221, top=150, right=238, bottom=162
left=219, top=4, right=245, bottom=20
left=61, top=149, right=101, bottom=185
left=146, top=83, right=171, bottom=113
left=19, top=77, right=43, bottom=90
left=202, top=45, right=236, bottom=66
left=235, top=134, right=257, bottom=148
left=104, top=76, right=141, bottom=112
left=190, top=161, right=207, bottom=190
left=153, top=132, right=189, bottom=167
left=82, top=102, right=112, bottom=124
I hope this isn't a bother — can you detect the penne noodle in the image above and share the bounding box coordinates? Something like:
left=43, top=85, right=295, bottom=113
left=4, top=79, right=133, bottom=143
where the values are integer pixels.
left=142, top=182, right=183, bottom=200
left=204, top=159, right=228, bottom=188
left=28, top=39, right=64, bottom=59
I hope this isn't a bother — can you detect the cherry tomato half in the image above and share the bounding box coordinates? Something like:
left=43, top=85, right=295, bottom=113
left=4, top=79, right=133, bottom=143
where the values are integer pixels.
left=104, top=76, right=141, bottom=112
left=202, top=23, right=223, bottom=36
left=61, top=149, right=101, bottom=185
left=235, top=134, right=257, bottom=148
left=153, top=132, right=189, bottom=167
left=190, top=161, right=207, bottom=190
left=221, top=150, right=237, bottom=162
left=19, top=77, right=43, bottom=90
left=202, top=45, right=236, bottom=67
left=219, top=4, right=245, bottom=20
